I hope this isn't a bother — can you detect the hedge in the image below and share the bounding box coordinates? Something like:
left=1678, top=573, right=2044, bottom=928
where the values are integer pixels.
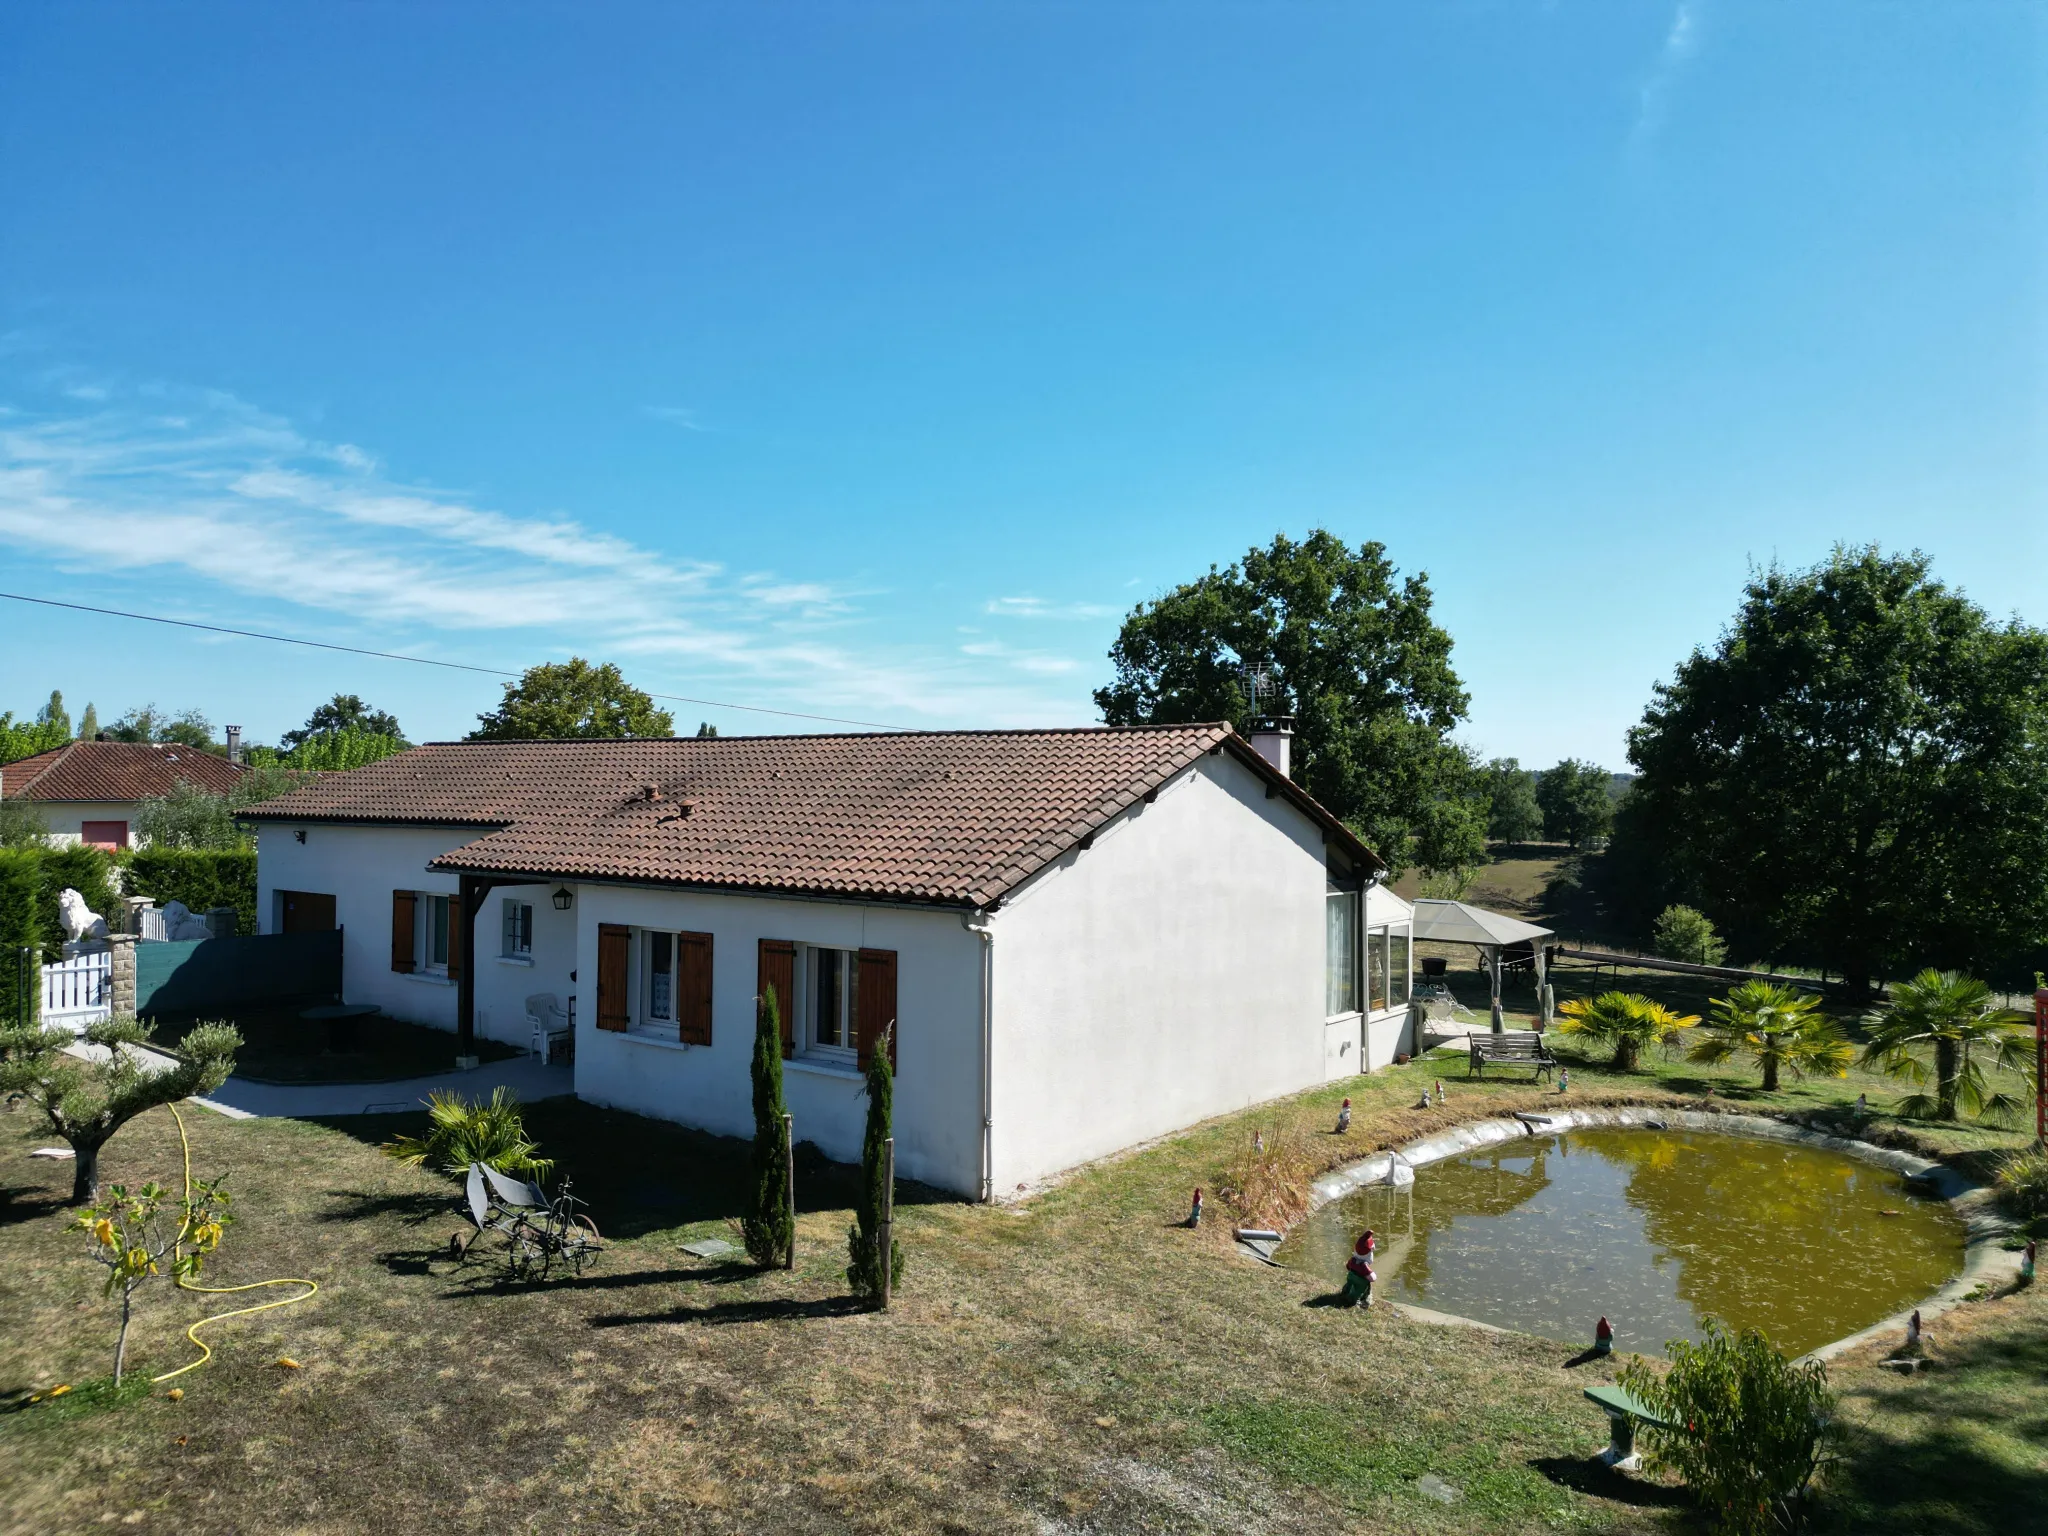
left=0, top=848, right=40, bottom=1027
left=0, top=845, right=122, bottom=1025
left=123, top=848, right=258, bottom=938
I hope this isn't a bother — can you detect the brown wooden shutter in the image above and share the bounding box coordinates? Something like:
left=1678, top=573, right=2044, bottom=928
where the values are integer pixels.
left=677, top=931, right=713, bottom=1046
left=856, top=947, right=898, bottom=1071
left=446, top=894, right=465, bottom=982
left=391, top=891, right=416, bottom=973
left=758, top=939, right=795, bottom=1058
left=596, top=923, right=631, bottom=1031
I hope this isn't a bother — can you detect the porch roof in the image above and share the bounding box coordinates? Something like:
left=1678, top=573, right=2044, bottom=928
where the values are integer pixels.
left=1410, top=899, right=1552, bottom=950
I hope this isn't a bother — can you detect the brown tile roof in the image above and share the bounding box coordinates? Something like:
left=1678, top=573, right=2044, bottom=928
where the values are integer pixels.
left=0, top=740, right=246, bottom=802
left=242, top=726, right=1380, bottom=907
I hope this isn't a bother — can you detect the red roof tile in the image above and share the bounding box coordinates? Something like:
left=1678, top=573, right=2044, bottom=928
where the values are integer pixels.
left=242, top=727, right=1379, bottom=907
left=0, top=740, right=246, bottom=802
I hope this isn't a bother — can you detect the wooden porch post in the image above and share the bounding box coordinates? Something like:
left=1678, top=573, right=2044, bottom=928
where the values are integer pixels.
left=457, top=873, right=489, bottom=1068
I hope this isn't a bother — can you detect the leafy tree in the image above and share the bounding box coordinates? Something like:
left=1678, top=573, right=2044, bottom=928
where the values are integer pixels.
left=0, top=794, right=50, bottom=849
left=847, top=1027, right=905, bottom=1308
left=0, top=709, right=72, bottom=764
left=1688, top=980, right=1851, bottom=1092
left=133, top=762, right=309, bottom=852
left=107, top=704, right=218, bottom=751
left=1094, top=531, right=1469, bottom=864
left=36, top=690, right=70, bottom=738
left=1410, top=791, right=1488, bottom=879
left=1621, top=547, right=2048, bottom=995
left=470, top=659, right=675, bottom=741
left=1535, top=759, right=1614, bottom=849
left=695, top=722, right=719, bottom=738
left=76, top=702, right=98, bottom=740
left=1860, top=969, right=2030, bottom=1122
left=1555, top=991, right=1698, bottom=1071
left=1480, top=757, right=1544, bottom=845
left=381, top=1088, right=552, bottom=1178
left=76, top=1173, right=232, bottom=1384
left=281, top=694, right=406, bottom=752
left=1653, top=904, right=1728, bottom=966
left=0, top=1014, right=240, bottom=1202
left=1621, top=1319, right=1836, bottom=1536
left=282, top=728, right=407, bottom=772
left=742, top=985, right=793, bottom=1267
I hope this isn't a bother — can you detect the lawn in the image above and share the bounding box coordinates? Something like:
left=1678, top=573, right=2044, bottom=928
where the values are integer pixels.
left=0, top=1036, right=2039, bottom=1534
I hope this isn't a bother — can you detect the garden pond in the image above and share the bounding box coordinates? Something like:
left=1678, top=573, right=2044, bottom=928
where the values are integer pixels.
left=1276, top=1127, right=1966, bottom=1357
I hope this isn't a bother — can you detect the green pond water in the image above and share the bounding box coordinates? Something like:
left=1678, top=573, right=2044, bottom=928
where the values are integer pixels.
left=1276, top=1128, right=1966, bottom=1358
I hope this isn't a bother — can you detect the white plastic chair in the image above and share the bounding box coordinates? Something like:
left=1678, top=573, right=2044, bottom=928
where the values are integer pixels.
left=524, top=993, right=571, bottom=1063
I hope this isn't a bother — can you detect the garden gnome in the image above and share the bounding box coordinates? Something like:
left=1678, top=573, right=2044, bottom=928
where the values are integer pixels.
left=1593, top=1316, right=1614, bottom=1356
left=1558, top=1068, right=1570, bottom=1094
left=1341, top=1230, right=1377, bottom=1308
left=1415, top=1089, right=1432, bottom=1109
left=1854, top=1093, right=1868, bottom=1118
left=1434, top=1080, right=1445, bottom=1106
left=2021, top=1240, right=2036, bottom=1286
left=1904, top=1310, right=1922, bottom=1352
left=1335, top=1098, right=1352, bottom=1135
left=1253, top=1129, right=1265, bottom=1154
left=1186, top=1188, right=1203, bottom=1229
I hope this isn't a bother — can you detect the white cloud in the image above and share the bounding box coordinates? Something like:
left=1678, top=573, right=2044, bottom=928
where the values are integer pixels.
left=1632, top=2, right=1701, bottom=151
left=985, top=594, right=1118, bottom=620
left=644, top=405, right=710, bottom=432
left=0, top=381, right=1089, bottom=728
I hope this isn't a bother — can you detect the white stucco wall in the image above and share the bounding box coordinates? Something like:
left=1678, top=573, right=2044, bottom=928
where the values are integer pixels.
left=983, top=751, right=1348, bottom=1194
left=31, top=801, right=146, bottom=847
left=567, top=886, right=985, bottom=1195
left=254, top=823, right=573, bottom=1049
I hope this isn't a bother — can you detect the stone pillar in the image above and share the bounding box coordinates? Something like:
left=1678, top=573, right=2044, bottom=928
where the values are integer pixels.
left=107, top=934, right=137, bottom=1018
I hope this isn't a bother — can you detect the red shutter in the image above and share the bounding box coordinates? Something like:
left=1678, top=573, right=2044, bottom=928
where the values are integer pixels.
left=857, top=947, right=897, bottom=1072
left=597, top=923, right=630, bottom=1031
left=678, top=931, right=713, bottom=1046
left=758, top=939, right=795, bottom=1059
left=391, top=891, right=416, bottom=973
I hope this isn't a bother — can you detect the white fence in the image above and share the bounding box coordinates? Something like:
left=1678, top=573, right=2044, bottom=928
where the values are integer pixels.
left=42, top=950, right=112, bottom=1032
left=138, top=906, right=167, bottom=943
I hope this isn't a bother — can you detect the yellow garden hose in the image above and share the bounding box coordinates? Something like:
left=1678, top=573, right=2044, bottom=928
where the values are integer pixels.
left=150, top=1102, right=318, bottom=1385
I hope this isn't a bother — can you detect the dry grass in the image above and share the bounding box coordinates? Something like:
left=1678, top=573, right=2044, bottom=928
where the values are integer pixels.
left=0, top=1033, right=2038, bottom=1535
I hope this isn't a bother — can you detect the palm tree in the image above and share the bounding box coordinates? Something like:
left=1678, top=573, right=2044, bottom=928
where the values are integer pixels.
left=1555, top=991, right=1699, bottom=1072
left=1860, top=969, right=2030, bottom=1122
left=1689, top=980, right=1853, bottom=1092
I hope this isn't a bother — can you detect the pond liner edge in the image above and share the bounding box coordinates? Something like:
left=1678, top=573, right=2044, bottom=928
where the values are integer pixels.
left=1252, top=1105, right=2023, bottom=1365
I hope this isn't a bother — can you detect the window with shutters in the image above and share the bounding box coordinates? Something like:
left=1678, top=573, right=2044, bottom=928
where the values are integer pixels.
left=645, top=931, right=673, bottom=1021
left=796, top=944, right=859, bottom=1062
left=407, top=893, right=451, bottom=975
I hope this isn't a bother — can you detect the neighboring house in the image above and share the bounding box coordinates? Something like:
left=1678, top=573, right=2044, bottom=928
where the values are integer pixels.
left=0, top=739, right=246, bottom=849
left=244, top=724, right=1415, bottom=1199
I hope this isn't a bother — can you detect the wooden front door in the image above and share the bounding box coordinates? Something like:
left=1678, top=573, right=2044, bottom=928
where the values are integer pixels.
left=279, top=891, right=336, bottom=933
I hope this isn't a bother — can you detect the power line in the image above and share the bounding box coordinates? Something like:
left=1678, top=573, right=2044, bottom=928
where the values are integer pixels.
left=0, top=590, right=911, bottom=732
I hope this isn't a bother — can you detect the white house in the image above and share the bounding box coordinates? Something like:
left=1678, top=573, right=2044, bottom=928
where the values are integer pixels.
left=244, top=723, right=1415, bottom=1199
left=0, top=738, right=248, bottom=849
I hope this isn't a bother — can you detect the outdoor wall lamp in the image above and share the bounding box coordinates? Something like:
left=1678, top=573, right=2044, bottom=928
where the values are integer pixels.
left=551, top=887, right=573, bottom=910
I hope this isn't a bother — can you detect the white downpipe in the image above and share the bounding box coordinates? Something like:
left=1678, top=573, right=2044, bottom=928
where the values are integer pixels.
left=964, top=909, right=995, bottom=1202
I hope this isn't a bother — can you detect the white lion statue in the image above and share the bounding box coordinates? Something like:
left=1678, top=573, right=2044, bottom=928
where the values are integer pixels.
left=57, top=888, right=109, bottom=944
left=160, top=900, right=216, bottom=942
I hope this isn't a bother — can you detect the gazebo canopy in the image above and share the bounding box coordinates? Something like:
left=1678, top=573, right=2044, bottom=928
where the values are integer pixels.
left=1410, top=899, right=1552, bottom=949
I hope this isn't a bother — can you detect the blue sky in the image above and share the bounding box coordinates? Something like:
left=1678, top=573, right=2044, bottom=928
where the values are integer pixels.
left=2, top=3, right=2041, bottom=766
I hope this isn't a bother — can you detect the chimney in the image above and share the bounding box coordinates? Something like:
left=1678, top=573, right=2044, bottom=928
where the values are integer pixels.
left=1249, top=715, right=1295, bottom=779
left=226, top=725, right=243, bottom=764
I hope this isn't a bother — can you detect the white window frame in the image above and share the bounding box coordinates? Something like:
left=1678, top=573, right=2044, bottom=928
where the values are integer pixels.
left=795, top=943, right=860, bottom=1062
left=1325, top=888, right=1361, bottom=1020
left=419, top=893, right=452, bottom=975
left=645, top=930, right=674, bottom=1023
left=502, top=899, right=533, bottom=960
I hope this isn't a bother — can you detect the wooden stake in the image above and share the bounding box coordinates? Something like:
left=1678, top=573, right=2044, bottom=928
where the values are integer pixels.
left=783, top=1112, right=796, bottom=1270
left=877, top=1135, right=895, bottom=1310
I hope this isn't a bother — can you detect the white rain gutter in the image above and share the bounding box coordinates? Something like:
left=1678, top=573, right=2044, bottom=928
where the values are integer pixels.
left=964, top=907, right=996, bottom=1202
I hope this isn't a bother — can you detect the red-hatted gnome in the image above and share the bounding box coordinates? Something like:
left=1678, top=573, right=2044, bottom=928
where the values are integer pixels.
left=1335, top=1098, right=1352, bottom=1135
left=1341, top=1229, right=1378, bottom=1308
left=1593, top=1316, right=1614, bottom=1356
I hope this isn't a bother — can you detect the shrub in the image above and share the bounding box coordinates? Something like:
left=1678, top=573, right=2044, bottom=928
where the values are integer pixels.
left=0, top=794, right=51, bottom=849
left=1860, top=969, right=2030, bottom=1122
left=124, top=848, right=256, bottom=937
left=76, top=1172, right=232, bottom=1383
left=846, top=1027, right=904, bottom=1308
left=1555, top=991, right=1699, bottom=1071
left=1995, top=1147, right=2048, bottom=1222
left=381, top=1088, right=552, bottom=1179
left=0, top=848, right=41, bottom=1027
left=742, top=985, right=793, bottom=1267
left=1689, top=980, right=1852, bottom=1092
left=1654, top=904, right=1728, bottom=967
left=1621, top=1320, right=1836, bottom=1536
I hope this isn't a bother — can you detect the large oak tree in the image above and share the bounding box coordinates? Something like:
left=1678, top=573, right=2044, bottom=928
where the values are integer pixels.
left=1621, top=547, right=2048, bottom=995
left=1094, top=530, right=1470, bottom=866
left=470, top=659, right=675, bottom=741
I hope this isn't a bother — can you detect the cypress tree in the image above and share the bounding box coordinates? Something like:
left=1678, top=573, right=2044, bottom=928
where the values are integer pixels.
left=847, top=1027, right=904, bottom=1307
left=741, top=985, right=793, bottom=1267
